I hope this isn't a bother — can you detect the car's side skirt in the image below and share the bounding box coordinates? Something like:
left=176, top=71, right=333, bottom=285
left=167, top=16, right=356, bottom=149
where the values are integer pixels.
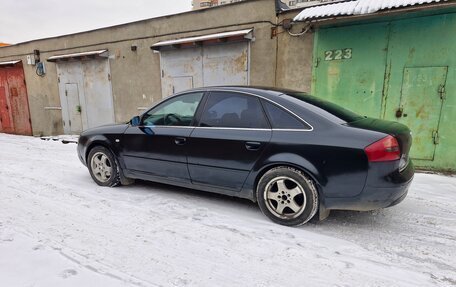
left=123, top=169, right=255, bottom=201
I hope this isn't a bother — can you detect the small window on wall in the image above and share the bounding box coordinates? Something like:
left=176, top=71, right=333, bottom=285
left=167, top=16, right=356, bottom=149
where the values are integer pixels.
left=262, top=100, right=311, bottom=130
left=142, top=92, right=203, bottom=126
left=199, top=92, right=269, bottom=129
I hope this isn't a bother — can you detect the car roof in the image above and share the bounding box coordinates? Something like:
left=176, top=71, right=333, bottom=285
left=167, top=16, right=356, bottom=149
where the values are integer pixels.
left=184, top=86, right=296, bottom=100
left=184, top=86, right=363, bottom=125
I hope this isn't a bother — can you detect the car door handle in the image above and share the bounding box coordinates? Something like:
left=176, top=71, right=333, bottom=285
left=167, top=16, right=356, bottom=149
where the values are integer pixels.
left=245, top=141, right=261, bottom=151
left=174, top=137, right=187, bottom=145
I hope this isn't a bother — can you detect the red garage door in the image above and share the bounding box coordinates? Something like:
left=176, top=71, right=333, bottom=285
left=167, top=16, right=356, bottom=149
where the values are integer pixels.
left=0, top=61, right=32, bottom=135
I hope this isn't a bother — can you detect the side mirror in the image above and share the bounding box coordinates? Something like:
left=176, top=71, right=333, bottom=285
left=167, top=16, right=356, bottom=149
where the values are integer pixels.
left=130, top=116, right=141, bottom=127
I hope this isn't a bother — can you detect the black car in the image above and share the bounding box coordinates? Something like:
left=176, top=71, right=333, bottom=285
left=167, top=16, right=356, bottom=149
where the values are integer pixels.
left=77, top=86, right=414, bottom=226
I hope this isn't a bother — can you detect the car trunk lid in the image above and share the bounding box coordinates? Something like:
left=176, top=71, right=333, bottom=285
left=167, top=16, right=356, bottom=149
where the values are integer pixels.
left=347, top=118, right=412, bottom=169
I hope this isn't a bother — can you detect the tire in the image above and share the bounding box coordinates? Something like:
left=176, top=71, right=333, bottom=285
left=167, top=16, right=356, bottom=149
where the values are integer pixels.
left=87, top=146, right=121, bottom=187
left=256, top=166, right=319, bottom=226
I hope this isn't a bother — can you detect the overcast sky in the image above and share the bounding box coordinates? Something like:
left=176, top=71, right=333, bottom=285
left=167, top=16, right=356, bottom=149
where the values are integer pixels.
left=0, top=0, right=193, bottom=44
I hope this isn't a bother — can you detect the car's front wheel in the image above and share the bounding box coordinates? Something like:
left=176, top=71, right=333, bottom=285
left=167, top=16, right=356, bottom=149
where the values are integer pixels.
left=257, top=166, right=319, bottom=226
left=87, top=146, right=120, bottom=187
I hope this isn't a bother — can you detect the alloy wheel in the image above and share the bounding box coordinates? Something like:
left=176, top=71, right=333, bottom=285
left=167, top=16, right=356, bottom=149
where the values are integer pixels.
left=264, top=176, right=307, bottom=219
left=90, top=152, right=113, bottom=183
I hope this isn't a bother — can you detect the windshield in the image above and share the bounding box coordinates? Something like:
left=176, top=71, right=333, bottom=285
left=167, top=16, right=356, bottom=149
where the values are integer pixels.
left=285, top=92, right=364, bottom=123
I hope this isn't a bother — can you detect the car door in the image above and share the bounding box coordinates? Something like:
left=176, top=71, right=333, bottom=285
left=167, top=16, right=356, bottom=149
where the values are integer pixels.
left=187, top=91, right=272, bottom=191
left=122, top=92, right=204, bottom=183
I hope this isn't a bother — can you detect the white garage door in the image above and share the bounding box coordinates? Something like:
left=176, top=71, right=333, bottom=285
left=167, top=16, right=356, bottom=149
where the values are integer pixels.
left=56, top=59, right=115, bottom=134
left=159, top=41, right=249, bottom=98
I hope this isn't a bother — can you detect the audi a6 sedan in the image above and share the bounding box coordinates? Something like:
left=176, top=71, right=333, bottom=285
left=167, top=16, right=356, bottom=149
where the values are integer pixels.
left=77, top=86, right=414, bottom=226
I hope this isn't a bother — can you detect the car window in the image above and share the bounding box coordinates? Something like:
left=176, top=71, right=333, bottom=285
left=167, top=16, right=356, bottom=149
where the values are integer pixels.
left=142, top=92, right=203, bottom=126
left=199, top=92, right=269, bottom=129
left=262, top=100, right=311, bottom=130
left=285, top=92, right=364, bottom=123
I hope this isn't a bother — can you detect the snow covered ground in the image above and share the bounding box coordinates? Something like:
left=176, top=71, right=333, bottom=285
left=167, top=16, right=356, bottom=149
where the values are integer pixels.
left=0, top=133, right=455, bottom=287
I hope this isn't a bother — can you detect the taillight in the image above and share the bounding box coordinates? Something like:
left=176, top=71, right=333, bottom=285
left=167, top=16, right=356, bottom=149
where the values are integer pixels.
left=365, top=135, right=400, bottom=162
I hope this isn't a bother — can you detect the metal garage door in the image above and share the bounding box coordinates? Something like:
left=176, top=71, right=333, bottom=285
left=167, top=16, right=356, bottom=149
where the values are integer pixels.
left=160, top=42, right=249, bottom=98
left=313, top=22, right=389, bottom=118
left=154, top=29, right=253, bottom=98
left=396, top=66, right=447, bottom=161
left=202, top=43, right=249, bottom=87
left=54, top=57, right=114, bottom=134
left=160, top=47, right=203, bottom=96
left=0, top=61, right=32, bottom=135
left=313, top=14, right=456, bottom=170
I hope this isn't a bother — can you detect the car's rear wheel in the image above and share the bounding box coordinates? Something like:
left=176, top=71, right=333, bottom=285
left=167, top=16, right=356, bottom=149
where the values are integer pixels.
left=88, top=146, right=120, bottom=187
left=257, top=166, right=318, bottom=226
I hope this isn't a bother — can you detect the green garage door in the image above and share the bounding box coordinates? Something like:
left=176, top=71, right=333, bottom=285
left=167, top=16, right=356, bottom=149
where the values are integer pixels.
left=397, top=67, right=447, bottom=161
left=313, top=22, right=389, bottom=118
left=312, top=12, right=456, bottom=171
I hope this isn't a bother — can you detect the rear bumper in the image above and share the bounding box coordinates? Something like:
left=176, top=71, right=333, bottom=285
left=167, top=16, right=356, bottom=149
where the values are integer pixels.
left=324, top=181, right=411, bottom=211
left=324, top=161, right=414, bottom=211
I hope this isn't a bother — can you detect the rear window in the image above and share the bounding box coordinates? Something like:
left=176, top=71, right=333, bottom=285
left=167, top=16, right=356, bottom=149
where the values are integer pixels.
left=285, top=92, right=364, bottom=123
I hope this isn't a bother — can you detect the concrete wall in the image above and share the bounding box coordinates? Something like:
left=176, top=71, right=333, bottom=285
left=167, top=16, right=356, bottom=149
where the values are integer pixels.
left=276, top=9, right=314, bottom=92
left=0, top=0, right=281, bottom=136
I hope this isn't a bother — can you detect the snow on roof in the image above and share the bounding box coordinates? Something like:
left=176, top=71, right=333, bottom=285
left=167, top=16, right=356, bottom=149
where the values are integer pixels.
left=47, top=50, right=108, bottom=62
left=294, top=0, right=448, bottom=21
left=151, top=29, right=253, bottom=50
left=0, top=60, right=21, bottom=66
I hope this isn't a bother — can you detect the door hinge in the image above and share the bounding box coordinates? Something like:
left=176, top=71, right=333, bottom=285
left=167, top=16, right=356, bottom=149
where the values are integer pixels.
left=438, top=84, right=446, bottom=100
left=69, top=120, right=72, bottom=127
left=432, top=130, right=440, bottom=145
left=314, top=57, right=320, bottom=68
left=161, top=70, right=164, bottom=78
left=108, top=74, right=111, bottom=81
left=65, top=90, right=68, bottom=97
left=58, top=77, right=60, bottom=83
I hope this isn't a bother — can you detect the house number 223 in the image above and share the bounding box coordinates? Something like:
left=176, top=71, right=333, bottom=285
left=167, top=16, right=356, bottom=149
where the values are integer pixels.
left=324, top=48, right=352, bottom=61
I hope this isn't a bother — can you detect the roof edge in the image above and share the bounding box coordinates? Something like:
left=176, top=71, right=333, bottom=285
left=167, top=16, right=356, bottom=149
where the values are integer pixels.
left=293, top=0, right=455, bottom=22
